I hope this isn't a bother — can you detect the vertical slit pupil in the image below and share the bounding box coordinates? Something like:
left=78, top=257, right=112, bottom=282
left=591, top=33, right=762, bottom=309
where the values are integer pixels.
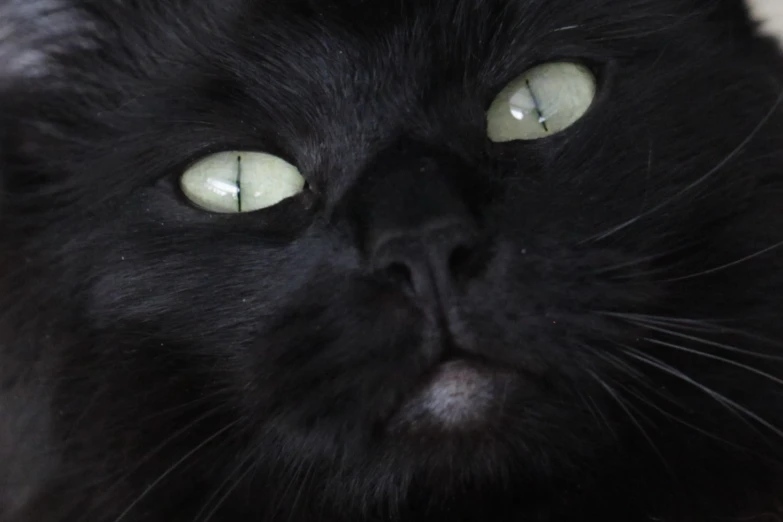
left=525, top=79, right=549, bottom=132
left=236, top=155, right=243, bottom=212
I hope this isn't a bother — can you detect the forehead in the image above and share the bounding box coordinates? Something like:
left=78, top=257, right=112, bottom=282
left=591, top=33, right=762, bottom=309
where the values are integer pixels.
left=188, top=0, right=711, bottom=112
left=165, top=0, right=694, bottom=134
left=186, top=0, right=688, bottom=113
left=59, top=0, right=726, bottom=196
left=236, top=0, right=686, bottom=53
left=264, top=0, right=684, bottom=27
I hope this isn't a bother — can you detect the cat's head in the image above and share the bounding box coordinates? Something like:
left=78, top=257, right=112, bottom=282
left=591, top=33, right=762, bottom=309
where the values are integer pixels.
left=2, top=0, right=783, bottom=520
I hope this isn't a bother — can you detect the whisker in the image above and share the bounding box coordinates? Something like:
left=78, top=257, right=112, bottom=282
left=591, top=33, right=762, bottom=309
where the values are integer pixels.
left=113, top=419, right=240, bottom=522
left=643, top=337, right=783, bottom=387
left=133, top=390, right=234, bottom=424
left=198, top=454, right=258, bottom=522
left=589, top=347, right=650, bottom=381
left=613, top=381, right=748, bottom=453
left=629, top=321, right=783, bottom=362
left=591, top=249, right=680, bottom=276
left=623, top=347, right=783, bottom=442
left=577, top=390, right=615, bottom=438
left=599, top=311, right=718, bottom=327
left=582, top=91, right=783, bottom=244
left=607, top=266, right=680, bottom=281
left=587, top=370, right=671, bottom=473
left=599, top=311, right=783, bottom=345
left=599, top=348, right=682, bottom=409
left=660, top=238, right=783, bottom=282
left=91, top=404, right=226, bottom=514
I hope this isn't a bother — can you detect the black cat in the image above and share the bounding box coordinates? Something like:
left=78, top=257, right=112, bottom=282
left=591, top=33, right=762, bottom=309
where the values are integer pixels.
left=2, top=0, right=783, bottom=520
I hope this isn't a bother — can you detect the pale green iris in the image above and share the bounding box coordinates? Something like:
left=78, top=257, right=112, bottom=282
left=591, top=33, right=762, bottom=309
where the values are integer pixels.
left=180, top=151, right=305, bottom=213
left=487, top=62, right=597, bottom=142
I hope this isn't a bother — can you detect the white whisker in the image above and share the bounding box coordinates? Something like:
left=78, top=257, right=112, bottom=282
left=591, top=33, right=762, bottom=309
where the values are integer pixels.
left=631, top=321, right=783, bottom=362
left=600, top=311, right=783, bottom=345
left=661, top=238, right=783, bottom=282
left=197, top=455, right=257, bottom=522
left=587, top=369, right=671, bottom=473
left=577, top=390, right=617, bottom=439
left=643, top=337, right=783, bottom=388
left=623, top=348, right=783, bottom=441
left=91, top=404, right=225, bottom=515
left=613, top=381, right=747, bottom=453
left=583, top=91, right=783, bottom=244
left=113, top=419, right=240, bottom=522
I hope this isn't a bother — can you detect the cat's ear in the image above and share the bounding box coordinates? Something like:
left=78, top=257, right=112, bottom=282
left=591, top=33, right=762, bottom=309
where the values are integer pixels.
left=0, top=0, right=96, bottom=84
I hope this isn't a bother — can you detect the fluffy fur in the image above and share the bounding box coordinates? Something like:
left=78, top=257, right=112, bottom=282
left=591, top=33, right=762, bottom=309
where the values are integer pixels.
left=3, top=0, right=783, bottom=520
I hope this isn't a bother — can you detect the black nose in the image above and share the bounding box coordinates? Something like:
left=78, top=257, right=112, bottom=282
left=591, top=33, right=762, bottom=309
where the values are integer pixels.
left=346, top=143, right=485, bottom=307
left=369, top=220, right=478, bottom=303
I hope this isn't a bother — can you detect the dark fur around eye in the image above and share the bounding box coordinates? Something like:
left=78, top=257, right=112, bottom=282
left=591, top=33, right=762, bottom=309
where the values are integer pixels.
left=2, top=0, right=783, bottom=521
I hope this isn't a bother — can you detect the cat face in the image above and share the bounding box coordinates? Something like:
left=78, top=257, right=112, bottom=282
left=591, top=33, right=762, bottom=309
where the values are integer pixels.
left=2, top=0, right=783, bottom=520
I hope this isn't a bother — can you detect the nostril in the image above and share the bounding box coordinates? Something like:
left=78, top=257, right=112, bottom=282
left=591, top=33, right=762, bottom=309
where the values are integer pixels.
left=369, top=223, right=486, bottom=299
left=448, top=244, right=475, bottom=280
left=384, top=261, right=414, bottom=288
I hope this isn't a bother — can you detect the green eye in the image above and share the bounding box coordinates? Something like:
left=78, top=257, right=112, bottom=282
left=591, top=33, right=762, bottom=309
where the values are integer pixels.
left=487, top=62, right=597, bottom=142
left=180, top=151, right=305, bottom=213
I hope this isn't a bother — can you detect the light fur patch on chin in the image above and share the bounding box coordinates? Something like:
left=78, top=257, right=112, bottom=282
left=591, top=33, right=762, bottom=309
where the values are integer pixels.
left=747, top=0, right=783, bottom=45
left=0, top=0, right=95, bottom=80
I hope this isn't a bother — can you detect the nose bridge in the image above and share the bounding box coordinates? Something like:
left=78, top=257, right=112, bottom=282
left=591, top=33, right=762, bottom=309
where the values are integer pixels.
left=349, top=141, right=473, bottom=237
left=362, top=163, right=473, bottom=250
left=346, top=142, right=482, bottom=305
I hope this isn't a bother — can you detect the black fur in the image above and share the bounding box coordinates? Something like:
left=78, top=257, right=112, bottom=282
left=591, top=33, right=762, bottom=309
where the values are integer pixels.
left=2, top=0, right=783, bottom=520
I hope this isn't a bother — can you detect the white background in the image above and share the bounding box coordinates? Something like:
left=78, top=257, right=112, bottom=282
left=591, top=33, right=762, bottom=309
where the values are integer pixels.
left=749, top=0, right=783, bottom=41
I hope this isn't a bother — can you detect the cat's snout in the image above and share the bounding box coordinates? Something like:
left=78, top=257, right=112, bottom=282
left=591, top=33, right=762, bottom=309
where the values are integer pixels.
left=346, top=142, right=492, bottom=312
